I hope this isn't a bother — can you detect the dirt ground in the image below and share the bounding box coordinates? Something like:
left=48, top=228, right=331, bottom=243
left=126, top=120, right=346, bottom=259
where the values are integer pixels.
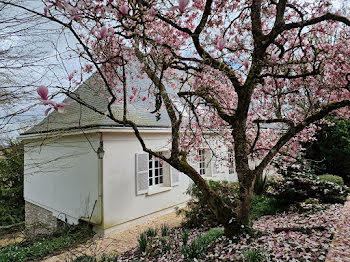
left=0, top=231, right=24, bottom=248
left=41, top=211, right=183, bottom=261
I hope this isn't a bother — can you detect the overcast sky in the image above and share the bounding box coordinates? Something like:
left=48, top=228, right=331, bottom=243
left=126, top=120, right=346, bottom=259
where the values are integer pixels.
left=0, top=0, right=348, bottom=142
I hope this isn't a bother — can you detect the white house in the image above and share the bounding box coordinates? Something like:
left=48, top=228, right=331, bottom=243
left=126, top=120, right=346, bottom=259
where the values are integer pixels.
left=21, top=74, right=238, bottom=236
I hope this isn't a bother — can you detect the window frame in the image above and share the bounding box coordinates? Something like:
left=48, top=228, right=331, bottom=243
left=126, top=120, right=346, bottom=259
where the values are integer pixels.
left=228, top=148, right=235, bottom=174
left=198, top=149, right=206, bottom=176
left=148, top=154, right=164, bottom=187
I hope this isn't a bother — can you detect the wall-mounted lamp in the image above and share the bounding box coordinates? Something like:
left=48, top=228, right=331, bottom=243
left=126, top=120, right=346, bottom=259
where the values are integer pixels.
left=97, top=141, right=105, bottom=159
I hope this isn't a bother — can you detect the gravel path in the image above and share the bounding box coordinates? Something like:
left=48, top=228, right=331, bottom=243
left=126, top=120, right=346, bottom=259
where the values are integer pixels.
left=41, top=211, right=183, bottom=261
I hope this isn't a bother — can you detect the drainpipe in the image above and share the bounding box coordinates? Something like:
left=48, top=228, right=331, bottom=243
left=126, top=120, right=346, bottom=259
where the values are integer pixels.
left=96, top=133, right=105, bottom=227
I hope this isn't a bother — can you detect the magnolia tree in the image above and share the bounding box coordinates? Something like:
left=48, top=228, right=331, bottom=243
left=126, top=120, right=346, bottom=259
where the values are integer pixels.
left=3, top=0, right=350, bottom=235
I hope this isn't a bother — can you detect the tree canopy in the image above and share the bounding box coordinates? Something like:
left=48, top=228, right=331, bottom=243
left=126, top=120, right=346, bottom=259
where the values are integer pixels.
left=2, top=0, right=349, bottom=234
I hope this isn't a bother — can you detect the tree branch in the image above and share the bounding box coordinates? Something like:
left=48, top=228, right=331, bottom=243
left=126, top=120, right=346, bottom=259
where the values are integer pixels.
left=255, top=99, right=350, bottom=173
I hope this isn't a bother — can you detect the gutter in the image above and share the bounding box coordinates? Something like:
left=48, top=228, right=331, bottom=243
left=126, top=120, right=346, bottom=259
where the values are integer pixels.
left=20, top=126, right=172, bottom=140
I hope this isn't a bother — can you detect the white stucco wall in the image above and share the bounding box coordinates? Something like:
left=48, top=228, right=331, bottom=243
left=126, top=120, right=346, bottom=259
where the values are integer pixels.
left=23, top=129, right=239, bottom=231
left=102, top=131, right=191, bottom=228
left=101, top=131, right=238, bottom=229
left=23, top=134, right=100, bottom=224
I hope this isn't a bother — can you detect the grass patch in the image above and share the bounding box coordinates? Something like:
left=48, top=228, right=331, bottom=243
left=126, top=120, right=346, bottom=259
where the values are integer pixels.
left=242, top=248, right=267, bottom=262
left=0, top=223, right=94, bottom=262
left=181, top=228, right=224, bottom=261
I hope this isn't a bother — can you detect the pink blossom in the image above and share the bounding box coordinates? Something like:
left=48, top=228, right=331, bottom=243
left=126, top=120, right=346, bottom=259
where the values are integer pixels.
left=148, top=8, right=157, bottom=17
left=169, top=0, right=190, bottom=13
left=37, top=86, right=49, bottom=100
left=54, top=103, right=69, bottom=113
left=45, top=107, right=52, bottom=116
left=108, top=27, right=114, bottom=35
left=120, top=5, right=129, bottom=14
left=37, top=86, right=70, bottom=114
left=217, top=37, right=226, bottom=51
left=84, top=64, right=93, bottom=73
left=68, top=73, right=74, bottom=81
left=99, top=26, right=108, bottom=38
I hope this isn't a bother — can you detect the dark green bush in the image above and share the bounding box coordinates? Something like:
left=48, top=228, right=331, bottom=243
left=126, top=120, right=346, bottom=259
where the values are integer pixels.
left=0, top=140, right=24, bottom=226
left=304, top=119, right=350, bottom=185
left=250, top=195, right=286, bottom=221
left=179, top=180, right=239, bottom=228
left=181, top=228, right=223, bottom=261
left=267, top=169, right=349, bottom=204
left=318, top=174, right=344, bottom=185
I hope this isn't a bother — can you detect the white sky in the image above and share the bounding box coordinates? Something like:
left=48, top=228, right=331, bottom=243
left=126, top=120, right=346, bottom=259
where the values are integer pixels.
left=0, top=0, right=348, bottom=142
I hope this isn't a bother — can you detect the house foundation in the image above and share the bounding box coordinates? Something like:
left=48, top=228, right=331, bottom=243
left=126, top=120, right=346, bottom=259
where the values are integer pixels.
left=25, top=201, right=61, bottom=236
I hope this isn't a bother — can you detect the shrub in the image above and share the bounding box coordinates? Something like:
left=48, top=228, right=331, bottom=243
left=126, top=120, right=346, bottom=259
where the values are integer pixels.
left=242, top=248, right=267, bottom=262
left=179, top=180, right=239, bottom=228
left=304, top=119, right=350, bottom=185
left=181, top=228, right=224, bottom=261
left=267, top=169, right=349, bottom=204
left=318, top=174, right=344, bottom=185
left=250, top=195, right=286, bottom=221
left=0, top=140, right=24, bottom=226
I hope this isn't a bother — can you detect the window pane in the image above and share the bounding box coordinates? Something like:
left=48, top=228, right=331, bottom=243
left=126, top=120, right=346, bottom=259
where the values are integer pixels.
left=160, top=176, right=163, bottom=184
left=155, top=177, right=159, bottom=184
left=149, top=178, right=153, bottom=186
left=155, top=168, right=158, bottom=177
left=149, top=169, right=152, bottom=177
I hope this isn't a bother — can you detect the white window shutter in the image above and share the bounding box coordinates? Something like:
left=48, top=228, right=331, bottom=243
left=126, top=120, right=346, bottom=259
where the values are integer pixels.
left=135, top=153, right=149, bottom=195
left=170, top=167, right=180, bottom=186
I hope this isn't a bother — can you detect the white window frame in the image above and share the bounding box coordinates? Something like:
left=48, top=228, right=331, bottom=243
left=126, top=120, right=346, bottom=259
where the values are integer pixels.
left=148, top=154, right=164, bottom=187
left=198, top=149, right=206, bottom=176
left=228, top=148, right=235, bottom=174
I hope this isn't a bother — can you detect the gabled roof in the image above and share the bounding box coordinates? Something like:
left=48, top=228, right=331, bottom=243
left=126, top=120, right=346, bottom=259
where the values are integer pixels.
left=22, top=73, right=171, bottom=135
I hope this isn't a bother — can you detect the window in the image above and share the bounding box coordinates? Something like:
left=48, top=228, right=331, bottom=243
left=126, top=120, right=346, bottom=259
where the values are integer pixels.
left=228, top=149, right=235, bottom=174
left=198, top=149, right=206, bottom=176
left=148, top=154, right=163, bottom=186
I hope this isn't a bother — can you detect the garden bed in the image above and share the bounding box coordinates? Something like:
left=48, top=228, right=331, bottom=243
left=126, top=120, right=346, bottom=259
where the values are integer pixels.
left=109, top=203, right=343, bottom=261
left=0, top=224, right=94, bottom=262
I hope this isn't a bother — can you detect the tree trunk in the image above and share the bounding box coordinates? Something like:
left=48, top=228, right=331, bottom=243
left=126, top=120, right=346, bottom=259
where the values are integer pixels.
left=176, top=160, right=240, bottom=236
left=237, top=174, right=255, bottom=225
